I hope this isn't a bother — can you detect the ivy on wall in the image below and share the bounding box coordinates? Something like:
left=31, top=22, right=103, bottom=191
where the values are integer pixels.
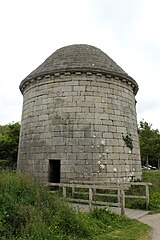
left=122, top=133, right=133, bottom=151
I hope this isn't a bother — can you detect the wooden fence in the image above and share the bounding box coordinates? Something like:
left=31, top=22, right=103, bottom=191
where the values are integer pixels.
left=126, top=182, right=152, bottom=209
left=47, top=181, right=152, bottom=216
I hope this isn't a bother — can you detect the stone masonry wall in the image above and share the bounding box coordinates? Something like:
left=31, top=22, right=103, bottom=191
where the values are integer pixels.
left=17, top=72, right=141, bottom=183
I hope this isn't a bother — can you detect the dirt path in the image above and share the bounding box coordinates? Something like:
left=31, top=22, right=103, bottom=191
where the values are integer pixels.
left=139, top=213, right=160, bottom=240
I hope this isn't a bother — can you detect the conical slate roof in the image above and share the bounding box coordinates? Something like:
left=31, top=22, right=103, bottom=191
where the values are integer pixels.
left=20, top=44, right=138, bottom=93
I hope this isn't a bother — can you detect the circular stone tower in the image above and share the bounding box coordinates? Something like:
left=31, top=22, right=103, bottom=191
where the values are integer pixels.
left=17, top=44, right=141, bottom=184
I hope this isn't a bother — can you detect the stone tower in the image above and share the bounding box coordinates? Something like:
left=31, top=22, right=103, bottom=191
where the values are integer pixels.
left=17, top=44, right=141, bottom=184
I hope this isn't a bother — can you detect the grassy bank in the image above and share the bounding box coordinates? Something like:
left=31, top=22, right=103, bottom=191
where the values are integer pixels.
left=0, top=170, right=151, bottom=240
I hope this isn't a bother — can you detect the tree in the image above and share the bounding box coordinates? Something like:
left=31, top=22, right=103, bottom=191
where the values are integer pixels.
left=0, top=122, right=20, bottom=169
left=138, top=120, right=160, bottom=168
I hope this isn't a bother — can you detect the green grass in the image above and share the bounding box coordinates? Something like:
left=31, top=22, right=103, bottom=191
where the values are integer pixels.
left=142, top=170, right=160, bottom=212
left=0, top=170, right=91, bottom=240
left=90, top=207, right=151, bottom=240
left=142, top=170, right=160, bottom=193
left=0, top=170, right=151, bottom=240
left=125, top=170, right=160, bottom=211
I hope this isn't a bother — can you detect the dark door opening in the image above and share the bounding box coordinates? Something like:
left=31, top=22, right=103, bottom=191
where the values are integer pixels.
left=49, top=160, right=61, bottom=183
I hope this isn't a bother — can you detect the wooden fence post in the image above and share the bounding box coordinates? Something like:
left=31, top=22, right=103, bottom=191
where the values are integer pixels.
left=89, top=188, right=93, bottom=210
left=120, top=189, right=125, bottom=216
left=146, top=184, right=150, bottom=209
left=63, top=186, right=66, bottom=197
left=117, top=189, right=121, bottom=205
left=72, top=187, right=75, bottom=197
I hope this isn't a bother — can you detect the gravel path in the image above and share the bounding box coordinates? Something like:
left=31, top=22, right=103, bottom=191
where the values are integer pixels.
left=139, top=213, right=160, bottom=240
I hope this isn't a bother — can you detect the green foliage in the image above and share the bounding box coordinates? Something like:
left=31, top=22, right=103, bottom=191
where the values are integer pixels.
left=91, top=207, right=128, bottom=227
left=113, top=169, right=160, bottom=212
left=126, top=198, right=146, bottom=210
left=126, top=170, right=160, bottom=211
left=122, top=133, right=133, bottom=151
left=142, top=169, right=160, bottom=193
left=0, top=170, right=90, bottom=240
left=142, top=170, right=160, bottom=211
left=125, top=184, right=146, bottom=210
left=0, top=122, right=20, bottom=169
left=138, top=120, right=160, bottom=167
left=149, top=192, right=160, bottom=210
left=90, top=207, right=150, bottom=240
left=0, top=170, right=150, bottom=240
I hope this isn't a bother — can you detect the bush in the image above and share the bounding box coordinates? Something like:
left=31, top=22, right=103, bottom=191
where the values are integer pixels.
left=0, top=122, right=20, bottom=168
left=0, top=159, right=16, bottom=170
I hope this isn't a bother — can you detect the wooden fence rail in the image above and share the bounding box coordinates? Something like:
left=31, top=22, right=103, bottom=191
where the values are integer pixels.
left=127, top=182, right=152, bottom=209
left=46, top=181, right=152, bottom=216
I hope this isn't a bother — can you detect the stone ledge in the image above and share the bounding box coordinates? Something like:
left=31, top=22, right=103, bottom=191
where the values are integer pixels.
left=20, top=71, right=138, bottom=95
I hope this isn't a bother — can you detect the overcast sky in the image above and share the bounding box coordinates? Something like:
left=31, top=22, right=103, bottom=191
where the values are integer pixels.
left=0, top=0, right=160, bottom=130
